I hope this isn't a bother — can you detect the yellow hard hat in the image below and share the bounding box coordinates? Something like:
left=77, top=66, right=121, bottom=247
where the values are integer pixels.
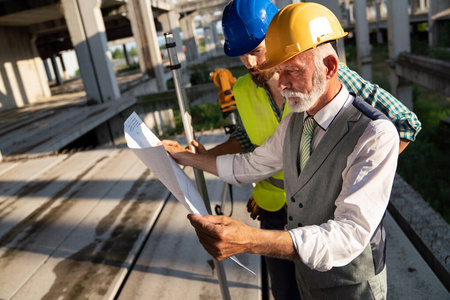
left=260, top=2, right=347, bottom=70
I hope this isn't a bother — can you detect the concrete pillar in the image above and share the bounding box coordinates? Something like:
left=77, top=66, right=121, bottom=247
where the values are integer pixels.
left=203, top=24, right=215, bottom=57
left=211, top=21, right=222, bottom=52
left=343, top=0, right=351, bottom=26
left=309, top=0, right=346, bottom=64
left=375, top=0, right=384, bottom=44
left=350, top=5, right=355, bottom=23
left=43, top=58, right=53, bottom=82
left=387, top=0, right=413, bottom=109
left=58, top=54, right=70, bottom=80
left=420, top=0, right=427, bottom=11
left=158, top=10, right=185, bottom=65
left=428, top=0, right=435, bottom=46
left=126, top=0, right=166, bottom=92
left=50, top=54, right=63, bottom=86
left=354, top=0, right=372, bottom=81
left=126, top=0, right=149, bottom=74
left=61, top=0, right=120, bottom=103
left=123, top=44, right=130, bottom=66
left=428, top=0, right=450, bottom=47
left=30, top=34, right=51, bottom=98
left=180, top=12, right=199, bottom=61
left=412, top=0, right=418, bottom=13
left=414, top=0, right=428, bottom=13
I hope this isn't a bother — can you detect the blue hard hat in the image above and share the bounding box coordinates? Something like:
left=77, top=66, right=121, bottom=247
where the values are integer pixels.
left=222, top=0, right=279, bottom=57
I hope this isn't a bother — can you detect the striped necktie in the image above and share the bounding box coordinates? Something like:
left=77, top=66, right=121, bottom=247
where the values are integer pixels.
left=300, top=116, right=316, bottom=171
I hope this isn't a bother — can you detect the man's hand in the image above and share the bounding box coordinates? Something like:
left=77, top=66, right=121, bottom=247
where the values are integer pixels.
left=187, top=214, right=253, bottom=261
left=160, top=140, right=219, bottom=175
left=187, top=214, right=299, bottom=262
left=246, top=196, right=265, bottom=221
left=399, top=138, right=410, bottom=154
left=191, top=140, right=208, bottom=154
left=160, top=140, right=194, bottom=165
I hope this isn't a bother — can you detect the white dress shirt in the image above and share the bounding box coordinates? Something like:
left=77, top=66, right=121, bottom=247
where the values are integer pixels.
left=217, top=85, right=399, bottom=271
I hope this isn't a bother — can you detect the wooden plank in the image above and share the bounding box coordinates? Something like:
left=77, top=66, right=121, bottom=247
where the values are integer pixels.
left=117, top=139, right=262, bottom=300
left=11, top=149, right=171, bottom=300
left=0, top=148, right=131, bottom=299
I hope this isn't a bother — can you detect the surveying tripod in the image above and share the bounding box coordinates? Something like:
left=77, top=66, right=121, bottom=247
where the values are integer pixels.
left=209, top=68, right=238, bottom=216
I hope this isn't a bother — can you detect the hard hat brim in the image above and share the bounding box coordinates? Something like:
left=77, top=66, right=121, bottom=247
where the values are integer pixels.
left=259, top=51, right=301, bottom=70
left=223, top=36, right=265, bottom=57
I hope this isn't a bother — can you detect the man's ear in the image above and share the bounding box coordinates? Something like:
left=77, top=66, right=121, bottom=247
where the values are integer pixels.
left=323, top=55, right=339, bottom=79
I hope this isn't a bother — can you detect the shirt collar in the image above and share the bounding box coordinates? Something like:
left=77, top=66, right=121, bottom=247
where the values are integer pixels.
left=306, top=85, right=353, bottom=131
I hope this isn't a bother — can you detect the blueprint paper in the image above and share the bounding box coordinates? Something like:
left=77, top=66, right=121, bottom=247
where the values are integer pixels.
left=124, top=112, right=255, bottom=275
left=124, top=112, right=208, bottom=215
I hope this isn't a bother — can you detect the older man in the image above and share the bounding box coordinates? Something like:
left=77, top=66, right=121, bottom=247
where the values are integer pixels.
left=163, top=3, right=397, bottom=299
left=196, top=1, right=420, bottom=298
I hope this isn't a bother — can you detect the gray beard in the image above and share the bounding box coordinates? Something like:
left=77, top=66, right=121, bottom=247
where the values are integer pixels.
left=281, top=69, right=326, bottom=113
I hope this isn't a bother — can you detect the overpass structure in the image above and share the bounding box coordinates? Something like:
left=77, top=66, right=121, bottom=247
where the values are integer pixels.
left=0, top=0, right=232, bottom=112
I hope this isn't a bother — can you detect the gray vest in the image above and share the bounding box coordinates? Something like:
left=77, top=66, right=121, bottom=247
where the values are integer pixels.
left=283, top=97, right=388, bottom=296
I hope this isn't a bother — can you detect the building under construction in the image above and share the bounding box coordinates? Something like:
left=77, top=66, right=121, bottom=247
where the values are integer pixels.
left=0, top=1, right=449, bottom=299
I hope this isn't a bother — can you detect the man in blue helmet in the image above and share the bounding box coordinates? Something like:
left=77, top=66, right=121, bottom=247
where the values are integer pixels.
left=185, top=0, right=421, bottom=299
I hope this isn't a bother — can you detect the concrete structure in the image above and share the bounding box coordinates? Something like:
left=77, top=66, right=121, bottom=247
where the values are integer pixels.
left=387, top=0, right=413, bottom=110
left=126, top=0, right=168, bottom=92
left=1, top=0, right=449, bottom=112
left=62, top=0, right=121, bottom=103
left=396, top=52, right=450, bottom=97
left=354, top=0, right=372, bottom=81
left=428, top=0, right=450, bottom=47
left=0, top=0, right=233, bottom=112
left=0, top=26, right=51, bottom=110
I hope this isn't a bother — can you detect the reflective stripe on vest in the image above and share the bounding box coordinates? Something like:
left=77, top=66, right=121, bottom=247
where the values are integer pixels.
left=233, top=74, right=291, bottom=211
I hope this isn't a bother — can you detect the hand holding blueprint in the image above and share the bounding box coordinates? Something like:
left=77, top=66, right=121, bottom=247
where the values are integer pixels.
left=124, top=112, right=208, bottom=215
left=124, top=112, right=255, bottom=275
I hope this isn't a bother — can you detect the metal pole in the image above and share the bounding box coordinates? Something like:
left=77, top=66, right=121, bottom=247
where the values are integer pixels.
left=164, top=32, right=231, bottom=300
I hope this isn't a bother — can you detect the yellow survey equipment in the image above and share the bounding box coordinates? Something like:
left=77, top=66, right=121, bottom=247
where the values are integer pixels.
left=209, top=68, right=237, bottom=116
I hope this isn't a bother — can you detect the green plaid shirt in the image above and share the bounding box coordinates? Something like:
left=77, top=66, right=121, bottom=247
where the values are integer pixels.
left=231, top=65, right=422, bottom=152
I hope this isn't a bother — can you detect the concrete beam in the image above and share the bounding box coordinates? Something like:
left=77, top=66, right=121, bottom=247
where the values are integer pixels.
left=396, top=52, right=450, bottom=97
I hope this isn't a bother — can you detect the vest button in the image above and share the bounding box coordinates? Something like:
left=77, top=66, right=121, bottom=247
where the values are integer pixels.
left=299, top=203, right=303, bottom=208
left=291, top=197, right=295, bottom=203
left=289, top=216, right=293, bottom=221
left=298, top=223, right=303, bottom=227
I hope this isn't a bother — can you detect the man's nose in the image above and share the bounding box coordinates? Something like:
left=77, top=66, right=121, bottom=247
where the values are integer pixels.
left=241, top=55, right=257, bottom=69
left=278, top=71, right=291, bottom=90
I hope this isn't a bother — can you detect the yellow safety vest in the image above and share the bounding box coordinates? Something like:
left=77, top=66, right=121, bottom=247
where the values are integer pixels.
left=233, top=74, right=292, bottom=211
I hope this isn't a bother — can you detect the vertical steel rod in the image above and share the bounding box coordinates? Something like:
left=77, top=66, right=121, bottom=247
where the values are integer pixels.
left=164, top=32, right=231, bottom=300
